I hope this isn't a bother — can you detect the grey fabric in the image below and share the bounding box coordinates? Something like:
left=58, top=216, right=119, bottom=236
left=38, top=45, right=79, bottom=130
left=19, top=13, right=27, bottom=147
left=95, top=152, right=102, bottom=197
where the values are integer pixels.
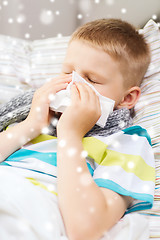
left=0, top=89, right=132, bottom=137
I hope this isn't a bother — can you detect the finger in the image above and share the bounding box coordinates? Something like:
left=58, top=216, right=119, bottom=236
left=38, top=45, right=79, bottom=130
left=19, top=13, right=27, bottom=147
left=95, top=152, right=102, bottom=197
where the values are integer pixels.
left=43, top=75, right=72, bottom=89
left=84, top=84, right=101, bottom=112
left=76, top=82, right=101, bottom=113
left=74, top=82, right=90, bottom=102
left=48, top=74, right=73, bottom=84
left=48, top=73, right=72, bottom=81
left=45, top=82, right=69, bottom=100
left=37, top=76, right=72, bottom=94
left=70, top=83, right=80, bottom=103
left=35, top=82, right=69, bottom=104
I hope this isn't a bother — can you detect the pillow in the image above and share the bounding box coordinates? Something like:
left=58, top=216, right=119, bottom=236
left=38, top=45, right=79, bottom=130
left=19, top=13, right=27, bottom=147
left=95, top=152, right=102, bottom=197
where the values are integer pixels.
left=0, top=35, right=70, bottom=104
left=141, top=19, right=160, bottom=78
left=133, top=20, right=160, bottom=220
left=30, top=36, right=70, bottom=88
left=134, top=19, right=160, bottom=149
left=0, top=35, right=30, bottom=104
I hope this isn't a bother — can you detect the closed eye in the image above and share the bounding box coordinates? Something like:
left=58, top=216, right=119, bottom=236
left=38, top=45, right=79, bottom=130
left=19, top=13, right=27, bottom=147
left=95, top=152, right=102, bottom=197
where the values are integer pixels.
left=87, top=77, right=97, bottom=84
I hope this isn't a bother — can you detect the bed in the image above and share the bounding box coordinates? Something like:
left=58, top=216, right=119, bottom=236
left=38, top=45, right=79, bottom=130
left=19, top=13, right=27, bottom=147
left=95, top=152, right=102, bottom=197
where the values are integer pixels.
left=0, top=19, right=160, bottom=239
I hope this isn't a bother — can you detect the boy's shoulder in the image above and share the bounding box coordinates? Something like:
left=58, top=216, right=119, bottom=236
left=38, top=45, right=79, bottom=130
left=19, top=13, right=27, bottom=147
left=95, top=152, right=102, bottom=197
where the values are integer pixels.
left=122, top=125, right=152, bottom=146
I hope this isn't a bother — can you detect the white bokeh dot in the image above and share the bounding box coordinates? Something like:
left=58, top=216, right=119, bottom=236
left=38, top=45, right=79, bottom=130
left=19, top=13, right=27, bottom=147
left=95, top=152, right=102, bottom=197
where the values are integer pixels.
left=57, top=33, right=62, bottom=38
left=78, top=0, right=91, bottom=13
left=105, top=0, right=115, bottom=5
left=20, top=136, right=27, bottom=145
left=16, top=14, right=26, bottom=24
left=40, top=9, right=54, bottom=25
left=77, top=166, right=83, bottom=173
left=81, top=150, right=88, bottom=158
left=25, top=33, right=30, bottom=39
left=77, top=14, right=83, bottom=19
left=76, top=187, right=80, bottom=192
left=3, top=0, right=8, bottom=6
left=119, top=120, right=125, bottom=128
left=7, top=112, right=13, bottom=118
left=127, top=161, right=135, bottom=169
left=55, top=10, right=60, bottom=15
left=58, top=139, right=66, bottom=148
left=44, top=221, right=54, bottom=232
left=102, top=172, right=110, bottom=179
left=89, top=207, right=96, bottom=213
left=112, top=140, right=120, bottom=148
left=41, top=127, right=50, bottom=134
left=132, top=134, right=139, bottom=141
left=47, top=184, right=56, bottom=192
left=67, top=147, right=77, bottom=157
left=51, top=117, right=58, bottom=127
left=8, top=18, right=14, bottom=24
left=107, top=198, right=114, bottom=206
left=142, top=184, right=150, bottom=193
left=80, top=173, right=92, bottom=186
left=152, top=14, right=157, bottom=20
left=48, top=93, right=55, bottom=101
left=36, top=106, right=41, bottom=112
left=18, top=3, right=24, bottom=10
left=121, top=8, right=127, bottom=14
left=30, top=128, right=35, bottom=132
left=7, top=133, right=13, bottom=139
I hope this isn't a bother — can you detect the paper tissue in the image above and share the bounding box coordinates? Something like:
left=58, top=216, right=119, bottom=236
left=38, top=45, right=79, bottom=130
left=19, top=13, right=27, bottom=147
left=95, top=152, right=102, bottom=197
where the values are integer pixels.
left=50, top=71, right=115, bottom=127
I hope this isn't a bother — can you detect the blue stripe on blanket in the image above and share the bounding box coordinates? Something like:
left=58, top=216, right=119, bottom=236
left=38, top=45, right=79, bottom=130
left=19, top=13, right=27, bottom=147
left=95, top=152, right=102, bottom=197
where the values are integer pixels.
left=94, top=178, right=153, bottom=211
left=122, top=125, right=152, bottom=146
left=3, top=149, right=94, bottom=176
left=5, top=149, right=57, bottom=166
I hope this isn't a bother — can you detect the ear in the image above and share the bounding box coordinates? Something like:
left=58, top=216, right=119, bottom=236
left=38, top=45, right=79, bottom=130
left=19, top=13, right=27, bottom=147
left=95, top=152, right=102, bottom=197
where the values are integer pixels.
left=117, top=86, right=141, bottom=110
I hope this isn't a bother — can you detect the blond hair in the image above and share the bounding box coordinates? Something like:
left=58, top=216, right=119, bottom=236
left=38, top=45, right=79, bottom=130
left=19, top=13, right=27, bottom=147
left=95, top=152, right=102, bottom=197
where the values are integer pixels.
left=70, top=18, right=151, bottom=88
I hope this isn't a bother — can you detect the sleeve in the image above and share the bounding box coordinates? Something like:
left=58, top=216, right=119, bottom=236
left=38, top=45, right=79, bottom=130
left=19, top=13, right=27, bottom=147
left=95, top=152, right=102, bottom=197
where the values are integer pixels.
left=92, top=125, right=155, bottom=213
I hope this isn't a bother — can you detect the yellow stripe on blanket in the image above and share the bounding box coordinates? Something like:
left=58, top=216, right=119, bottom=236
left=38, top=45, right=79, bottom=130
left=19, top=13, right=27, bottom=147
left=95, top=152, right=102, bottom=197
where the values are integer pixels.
left=101, top=149, right=155, bottom=182
left=30, top=134, right=56, bottom=144
left=26, top=177, right=58, bottom=196
left=82, top=137, right=107, bottom=164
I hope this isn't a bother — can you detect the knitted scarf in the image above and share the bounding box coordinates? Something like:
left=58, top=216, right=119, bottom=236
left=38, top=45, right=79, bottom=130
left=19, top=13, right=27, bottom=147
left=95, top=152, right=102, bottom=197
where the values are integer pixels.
left=0, top=90, right=133, bottom=137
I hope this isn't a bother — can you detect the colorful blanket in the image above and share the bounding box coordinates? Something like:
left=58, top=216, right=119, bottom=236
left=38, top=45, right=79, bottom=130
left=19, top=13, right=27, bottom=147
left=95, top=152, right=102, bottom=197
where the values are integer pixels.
left=1, top=125, right=155, bottom=214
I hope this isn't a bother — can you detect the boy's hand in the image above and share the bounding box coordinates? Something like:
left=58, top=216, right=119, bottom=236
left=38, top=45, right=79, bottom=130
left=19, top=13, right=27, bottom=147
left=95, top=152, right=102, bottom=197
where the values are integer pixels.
left=26, top=75, right=72, bottom=134
left=57, top=82, right=101, bottom=139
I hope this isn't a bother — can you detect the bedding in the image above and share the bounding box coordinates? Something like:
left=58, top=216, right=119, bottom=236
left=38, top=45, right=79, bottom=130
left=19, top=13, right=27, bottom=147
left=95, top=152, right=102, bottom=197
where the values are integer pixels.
left=0, top=18, right=160, bottom=239
left=133, top=19, right=160, bottom=239
left=0, top=125, right=154, bottom=240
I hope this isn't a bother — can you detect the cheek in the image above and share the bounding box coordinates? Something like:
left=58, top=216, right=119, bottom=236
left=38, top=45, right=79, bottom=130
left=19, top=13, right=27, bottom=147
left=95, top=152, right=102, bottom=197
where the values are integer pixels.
left=94, top=85, right=115, bottom=99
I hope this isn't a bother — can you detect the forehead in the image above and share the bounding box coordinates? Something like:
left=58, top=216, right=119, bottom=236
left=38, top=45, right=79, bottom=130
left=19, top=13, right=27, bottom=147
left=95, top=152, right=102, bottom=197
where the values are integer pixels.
left=65, top=40, right=106, bottom=60
left=65, top=40, right=117, bottom=68
left=64, top=40, right=122, bottom=79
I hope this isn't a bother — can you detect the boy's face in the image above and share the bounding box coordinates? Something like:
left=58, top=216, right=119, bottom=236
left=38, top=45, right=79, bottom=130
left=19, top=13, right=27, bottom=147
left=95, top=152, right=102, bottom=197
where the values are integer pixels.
left=61, top=40, right=127, bottom=109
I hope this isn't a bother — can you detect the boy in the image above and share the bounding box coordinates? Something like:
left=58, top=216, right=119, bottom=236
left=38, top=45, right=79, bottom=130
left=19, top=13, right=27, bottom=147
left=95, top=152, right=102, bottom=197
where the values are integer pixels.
left=0, top=19, right=155, bottom=240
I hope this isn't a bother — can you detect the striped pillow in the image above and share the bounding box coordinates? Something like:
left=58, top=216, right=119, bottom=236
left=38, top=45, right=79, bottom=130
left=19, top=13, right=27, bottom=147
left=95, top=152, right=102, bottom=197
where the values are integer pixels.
left=0, top=35, right=70, bottom=104
left=134, top=19, right=160, bottom=149
left=30, top=36, right=70, bottom=88
left=134, top=20, right=160, bottom=216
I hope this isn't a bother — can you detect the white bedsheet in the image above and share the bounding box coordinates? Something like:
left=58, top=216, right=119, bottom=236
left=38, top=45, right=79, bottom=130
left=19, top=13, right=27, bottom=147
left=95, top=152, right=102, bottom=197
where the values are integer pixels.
left=0, top=167, right=149, bottom=240
left=0, top=167, right=67, bottom=240
left=103, top=213, right=149, bottom=240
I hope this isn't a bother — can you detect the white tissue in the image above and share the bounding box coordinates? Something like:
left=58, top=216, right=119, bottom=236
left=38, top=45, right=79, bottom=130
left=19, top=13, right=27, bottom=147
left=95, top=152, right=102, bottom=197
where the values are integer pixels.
left=50, top=71, right=115, bottom=127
